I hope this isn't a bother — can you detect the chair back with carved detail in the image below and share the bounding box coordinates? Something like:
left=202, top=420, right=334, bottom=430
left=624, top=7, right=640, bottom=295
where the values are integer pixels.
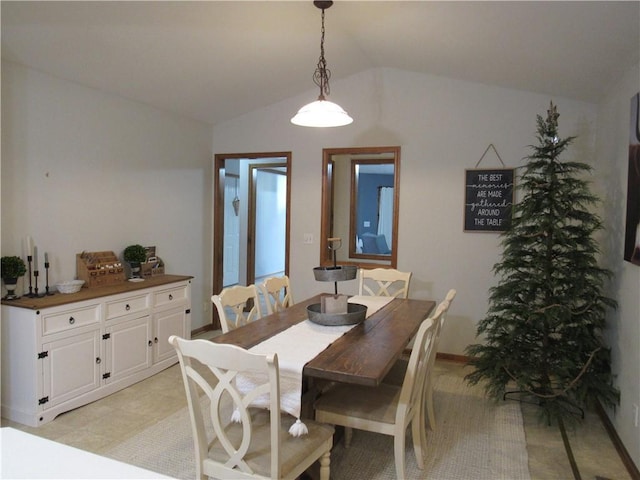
left=212, top=284, right=262, bottom=333
left=358, top=268, right=412, bottom=299
left=260, top=275, right=294, bottom=315
left=169, top=336, right=333, bottom=480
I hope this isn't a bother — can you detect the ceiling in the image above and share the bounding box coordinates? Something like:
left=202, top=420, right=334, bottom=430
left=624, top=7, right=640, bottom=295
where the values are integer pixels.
left=2, top=1, right=638, bottom=126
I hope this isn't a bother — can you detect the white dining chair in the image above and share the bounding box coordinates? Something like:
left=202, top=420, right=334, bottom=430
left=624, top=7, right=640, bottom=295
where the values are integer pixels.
left=314, top=304, right=444, bottom=479
left=259, top=275, right=294, bottom=314
left=358, top=268, right=412, bottom=299
left=169, top=336, right=334, bottom=480
left=384, top=289, right=457, bottom=433
left=212, top=284, right=262, bottom=333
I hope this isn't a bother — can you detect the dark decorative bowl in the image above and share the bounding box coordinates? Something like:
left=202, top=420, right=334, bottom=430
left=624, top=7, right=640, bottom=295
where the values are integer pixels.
left=307, top=302, right=367, bottom=326
left=313, top=265, right=358, bottom=282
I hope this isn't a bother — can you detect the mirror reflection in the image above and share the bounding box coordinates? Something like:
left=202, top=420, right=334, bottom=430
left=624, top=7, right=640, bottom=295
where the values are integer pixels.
left=321, top=146, right=400, bottom=268
left=351, top=160, right=395, bottom=258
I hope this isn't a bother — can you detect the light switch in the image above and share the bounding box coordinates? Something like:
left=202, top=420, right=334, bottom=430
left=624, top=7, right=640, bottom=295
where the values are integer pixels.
left=303, top=233, right=313, bottom=244
left=364, top=221, right=370, bottom=227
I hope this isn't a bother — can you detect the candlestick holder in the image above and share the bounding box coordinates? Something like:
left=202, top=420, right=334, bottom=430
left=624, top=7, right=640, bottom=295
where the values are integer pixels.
left=26, top=255, right=34, bottom=297
left=44, top=262, right=55, bottom=296
left=33, top=270, right=45, bottom=298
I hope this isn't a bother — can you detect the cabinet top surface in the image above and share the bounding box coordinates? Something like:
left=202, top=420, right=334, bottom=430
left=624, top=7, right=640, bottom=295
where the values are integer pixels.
left=1, top=274, right=192, bottom=310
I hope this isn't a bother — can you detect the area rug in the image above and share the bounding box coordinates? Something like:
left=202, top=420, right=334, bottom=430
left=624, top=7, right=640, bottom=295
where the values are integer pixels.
left=105, top=374, right=530, bottom=479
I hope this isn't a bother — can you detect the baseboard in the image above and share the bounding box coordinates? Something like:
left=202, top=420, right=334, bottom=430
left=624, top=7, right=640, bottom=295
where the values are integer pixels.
left=595, top=400, right=640, bottom=480
left=191, top=324, right=216, bottom=337
left=436, top=352, right=470, bottom=363
left=401, top=350, right=471, bottom=363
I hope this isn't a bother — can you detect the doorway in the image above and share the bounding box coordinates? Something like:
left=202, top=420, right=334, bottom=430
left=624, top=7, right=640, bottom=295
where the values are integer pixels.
left=213, top=152, right=291, bottom=328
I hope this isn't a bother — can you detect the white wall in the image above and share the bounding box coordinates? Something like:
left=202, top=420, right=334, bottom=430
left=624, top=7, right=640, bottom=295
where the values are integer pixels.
left=212, top=67, right=599, bottom=356
left=595, top=62, right=640, bottom=467
left=1, top=61, right=213, bottom=327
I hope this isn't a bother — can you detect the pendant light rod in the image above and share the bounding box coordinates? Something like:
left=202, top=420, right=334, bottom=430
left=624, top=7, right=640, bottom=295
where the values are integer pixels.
left=314, top=1, right=333, bottom=100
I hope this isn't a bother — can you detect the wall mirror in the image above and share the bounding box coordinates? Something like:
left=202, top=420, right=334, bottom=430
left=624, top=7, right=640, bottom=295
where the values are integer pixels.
left=320, top=146, right=400, bottom=268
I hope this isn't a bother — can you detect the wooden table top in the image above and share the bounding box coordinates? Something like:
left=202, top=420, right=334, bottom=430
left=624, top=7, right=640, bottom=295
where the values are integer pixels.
left=212, top=294, right=436, bottom=387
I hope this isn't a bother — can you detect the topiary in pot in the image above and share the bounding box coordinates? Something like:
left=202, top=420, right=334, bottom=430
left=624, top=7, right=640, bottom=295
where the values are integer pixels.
left=1, top=256, right=27, bottom=279
left=123, top=244, right=147, bottom=279
left=1, top=255, right=27, bottom=299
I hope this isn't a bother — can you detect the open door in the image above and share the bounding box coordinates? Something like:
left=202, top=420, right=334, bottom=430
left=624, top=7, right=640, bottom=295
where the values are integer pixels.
left=213, top=152, right=291, bottom=329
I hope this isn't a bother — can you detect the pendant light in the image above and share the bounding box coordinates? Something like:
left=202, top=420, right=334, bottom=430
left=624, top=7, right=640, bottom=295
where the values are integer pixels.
left=291, top=1, right=353, bottom=127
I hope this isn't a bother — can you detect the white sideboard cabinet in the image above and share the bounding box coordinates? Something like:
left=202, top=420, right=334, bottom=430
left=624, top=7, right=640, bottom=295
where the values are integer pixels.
left=1, top=275, right=192, bottom=427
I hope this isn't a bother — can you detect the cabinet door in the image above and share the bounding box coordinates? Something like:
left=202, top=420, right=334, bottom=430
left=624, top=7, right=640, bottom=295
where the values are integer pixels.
left=41, top=330, right=101, bottom=409
left=153, top=307, right=187, bottom=363
left=104, top=316, right=152, bottom=384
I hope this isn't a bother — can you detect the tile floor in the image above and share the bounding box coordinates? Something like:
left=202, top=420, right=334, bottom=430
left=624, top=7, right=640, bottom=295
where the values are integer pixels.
left=1, top=348, right=633, bottom=480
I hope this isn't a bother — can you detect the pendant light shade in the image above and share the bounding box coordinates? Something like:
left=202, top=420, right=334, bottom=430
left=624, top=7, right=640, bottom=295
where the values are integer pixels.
left=291, top=98, right=353, bottom=127
left=291, top=1, right=353, bottom=128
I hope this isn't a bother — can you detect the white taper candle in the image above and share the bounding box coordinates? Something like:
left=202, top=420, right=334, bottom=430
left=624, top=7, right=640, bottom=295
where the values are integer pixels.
left=26, top=236, right=34, bottom=258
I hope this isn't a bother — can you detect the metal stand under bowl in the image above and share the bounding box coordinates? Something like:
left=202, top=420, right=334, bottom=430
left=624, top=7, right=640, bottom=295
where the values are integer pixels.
left=307, top=302, right=367, bottom=326
left=309, top=238, right=366, bottom=326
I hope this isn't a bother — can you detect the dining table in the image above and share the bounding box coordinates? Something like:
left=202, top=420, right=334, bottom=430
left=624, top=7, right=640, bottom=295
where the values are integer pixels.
left=212, top=293, right=436, bottom=387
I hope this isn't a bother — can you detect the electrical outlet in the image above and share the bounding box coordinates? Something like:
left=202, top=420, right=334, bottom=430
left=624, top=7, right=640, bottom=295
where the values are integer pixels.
left=634, top=404, right=639, bottom=428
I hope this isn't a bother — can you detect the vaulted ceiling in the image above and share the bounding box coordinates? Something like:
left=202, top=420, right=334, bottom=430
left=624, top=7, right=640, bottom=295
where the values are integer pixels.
left=2, top=1, right=638, bottom=126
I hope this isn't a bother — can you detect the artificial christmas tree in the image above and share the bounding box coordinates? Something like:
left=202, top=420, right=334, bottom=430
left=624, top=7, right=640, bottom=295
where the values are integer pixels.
left=465, top=103, right=619, bottom=427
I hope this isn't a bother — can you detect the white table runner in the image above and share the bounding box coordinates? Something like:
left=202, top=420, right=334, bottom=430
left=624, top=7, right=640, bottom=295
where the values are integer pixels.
left=234, top=295, right=393, bottom=435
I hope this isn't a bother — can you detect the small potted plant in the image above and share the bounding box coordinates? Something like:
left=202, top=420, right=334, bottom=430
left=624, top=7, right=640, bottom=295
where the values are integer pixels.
left=123, top=244, right=147, bottom=280
left=1, top=255, right=27, bottom=299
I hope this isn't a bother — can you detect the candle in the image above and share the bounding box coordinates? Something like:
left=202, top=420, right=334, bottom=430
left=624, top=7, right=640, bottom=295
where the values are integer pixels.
left=33, top=246, right=38, bottom=271
left=26, top=236, right=34, bottom=258
left=44, top=252, right=49, bottom=264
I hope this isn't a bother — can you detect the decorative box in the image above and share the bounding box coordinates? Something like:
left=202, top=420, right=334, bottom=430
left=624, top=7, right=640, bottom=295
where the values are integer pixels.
left=76, top=251, right=126, bottom=288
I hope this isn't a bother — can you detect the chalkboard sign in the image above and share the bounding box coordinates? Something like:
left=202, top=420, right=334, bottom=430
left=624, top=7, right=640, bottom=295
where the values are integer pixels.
left=464, top=168, right=514, bottom=232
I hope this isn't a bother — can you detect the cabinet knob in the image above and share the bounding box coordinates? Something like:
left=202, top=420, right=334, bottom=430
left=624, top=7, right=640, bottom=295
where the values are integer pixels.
left=168, top=294, right=173, bottom=300
left=69, top=317, right=75, bottom=325
left=148, top=340, right=153, bottom=347
left=125, top=304, right=131, bottom=311
left=96, top=357, right=101, bottom=364
left=154, top=337, right=159, bottom=344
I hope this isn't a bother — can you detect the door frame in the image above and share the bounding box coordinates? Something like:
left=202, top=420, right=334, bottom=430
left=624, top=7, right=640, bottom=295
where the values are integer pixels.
left=213, top=152, right=291, bottom=328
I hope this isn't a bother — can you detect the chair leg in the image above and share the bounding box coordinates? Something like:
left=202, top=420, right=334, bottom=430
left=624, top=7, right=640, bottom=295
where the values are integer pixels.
left=393, top=430, right=406, bottom=480
left=425, top=380, right=436, bottom=431
left=344, top=427, right=353, bottom=447
left=411, top=413, right=426, bottom=470
left=196, top=464, right=206, bottom=480
left=319, top=450, right=331, bottom=480
left=419, top=393, right=429, bottom=466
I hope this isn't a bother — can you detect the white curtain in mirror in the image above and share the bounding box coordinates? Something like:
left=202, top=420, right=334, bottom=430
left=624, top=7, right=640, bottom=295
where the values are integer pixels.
left=377, top=187, right=394, bottom=249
